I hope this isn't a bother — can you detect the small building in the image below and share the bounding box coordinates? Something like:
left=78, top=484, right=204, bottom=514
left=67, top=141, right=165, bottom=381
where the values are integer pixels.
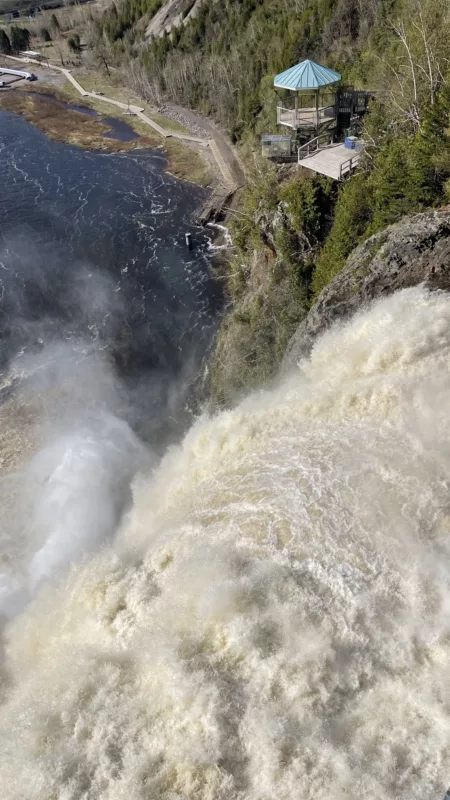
left=261, top=57, right=376, bottom=179
left=261, top=134, right=293, bottom=160
left=20, top=50, right=42, bottom=61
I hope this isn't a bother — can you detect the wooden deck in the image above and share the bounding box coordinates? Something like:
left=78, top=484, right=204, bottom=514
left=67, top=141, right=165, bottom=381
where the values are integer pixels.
left=299, top=143, right=359, bottom=180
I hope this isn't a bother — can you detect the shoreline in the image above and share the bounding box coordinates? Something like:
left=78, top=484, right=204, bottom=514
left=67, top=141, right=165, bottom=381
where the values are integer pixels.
left=0, top=89, right=155, bottom=153
left=0, top=86, right=237, bottom=260
left=0, top=55, right=242, bottom=225
left=0, top=87, right=215, bottom=187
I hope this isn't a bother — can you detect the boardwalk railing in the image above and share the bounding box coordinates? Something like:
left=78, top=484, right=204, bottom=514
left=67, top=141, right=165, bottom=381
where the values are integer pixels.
left=298, top=131, right=334, bottom=162
left=339, top=155, right=357, bottom=179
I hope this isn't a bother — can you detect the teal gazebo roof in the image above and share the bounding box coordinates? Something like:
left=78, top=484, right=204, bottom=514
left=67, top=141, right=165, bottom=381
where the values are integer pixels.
left=274, top=59, right=341, bottom=91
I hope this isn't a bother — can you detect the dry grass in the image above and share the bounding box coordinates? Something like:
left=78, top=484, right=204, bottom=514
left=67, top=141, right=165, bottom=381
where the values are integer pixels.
left=43, top=72, right=191, bottom=135
left=22, top=75, right=213, bottom=184
left=0, top=91, right=158, bottom=152
left=16, top=82, right=163, bottom=141
left=38, top=41, right=75, bottom=66
left=2, top=86, right=213, bottom=184
left=164, top=138, right=213, bottom=186
left=142, top=108, right=189, bottom=135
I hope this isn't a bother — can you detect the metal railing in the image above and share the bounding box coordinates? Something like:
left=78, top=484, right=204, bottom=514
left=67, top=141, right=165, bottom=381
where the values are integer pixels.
left=298, top=131, right=335, bottom=161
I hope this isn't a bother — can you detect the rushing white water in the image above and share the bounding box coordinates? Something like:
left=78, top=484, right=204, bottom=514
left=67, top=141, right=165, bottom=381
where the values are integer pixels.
left=2, top=287, right=450, bottom=800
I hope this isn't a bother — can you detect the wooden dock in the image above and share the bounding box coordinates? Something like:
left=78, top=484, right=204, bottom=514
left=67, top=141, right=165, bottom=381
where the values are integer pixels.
left=299, top=143, right=359, bottom=180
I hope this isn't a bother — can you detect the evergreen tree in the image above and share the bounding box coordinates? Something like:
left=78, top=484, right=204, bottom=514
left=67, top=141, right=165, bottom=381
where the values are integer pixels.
left=369, top=137, right=416, bottom=231
left=9, top=26, right=30, bottom=52
left=410, top=80, right=450, bottom=206
left=0, top=28, right=11, bottom=55
left=50, top=13, right=60, bottom=36
left=68, top=33, right=81, bottom=53
left=313, top=174, right=373, bottom=297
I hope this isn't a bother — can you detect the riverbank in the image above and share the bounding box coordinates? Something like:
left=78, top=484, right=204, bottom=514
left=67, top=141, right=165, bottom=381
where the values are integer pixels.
left=47, top=68, right=238, bottom=189
left=0, top=85, right=214, bottom=185
left=0, top=90, right=158, bottom=152
left=0, top=55, right=243, bottom=211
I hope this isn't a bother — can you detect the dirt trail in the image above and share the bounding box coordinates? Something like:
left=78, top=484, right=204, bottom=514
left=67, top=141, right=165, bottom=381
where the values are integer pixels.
left=162, top=101, right=245, bottom=188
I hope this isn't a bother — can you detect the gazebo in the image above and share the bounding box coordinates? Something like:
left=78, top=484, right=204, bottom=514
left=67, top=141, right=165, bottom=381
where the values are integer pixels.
left=274, top=59, right=341, bottom=133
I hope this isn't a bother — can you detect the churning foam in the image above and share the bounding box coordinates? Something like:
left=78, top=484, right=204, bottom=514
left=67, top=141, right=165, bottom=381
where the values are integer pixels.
left=1, top=287, right=450, bottom=800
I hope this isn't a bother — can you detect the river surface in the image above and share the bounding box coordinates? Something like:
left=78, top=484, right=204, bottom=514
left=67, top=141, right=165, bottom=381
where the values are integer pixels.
left=2, top=285, right=450, bottom=800
left=0, top=109, right=220, bottom=447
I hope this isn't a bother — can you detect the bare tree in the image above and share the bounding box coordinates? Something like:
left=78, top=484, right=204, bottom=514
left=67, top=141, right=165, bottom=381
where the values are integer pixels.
left=54, top=41, right=65, bottom=66
left=373, top=0, right=450, bottom=131
left=128, top=61, right=163, bottom=106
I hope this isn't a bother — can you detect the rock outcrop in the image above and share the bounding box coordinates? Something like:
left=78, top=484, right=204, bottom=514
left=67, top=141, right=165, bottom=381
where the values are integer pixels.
left=283, top=209, right=450, bottom=368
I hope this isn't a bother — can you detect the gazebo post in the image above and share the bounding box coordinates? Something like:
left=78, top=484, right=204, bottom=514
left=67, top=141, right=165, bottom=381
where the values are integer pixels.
left=294, top=93, right=298, bottom=125
left=315, top=89, right=319, bottom=129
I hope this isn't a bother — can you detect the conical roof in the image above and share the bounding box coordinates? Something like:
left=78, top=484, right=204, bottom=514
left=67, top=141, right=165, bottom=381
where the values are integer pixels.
left=274, top=59, right=341, bottom=91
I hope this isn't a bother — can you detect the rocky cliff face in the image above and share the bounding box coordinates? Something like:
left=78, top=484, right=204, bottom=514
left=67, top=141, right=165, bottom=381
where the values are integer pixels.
left=283, top=209, right=450, bottom=368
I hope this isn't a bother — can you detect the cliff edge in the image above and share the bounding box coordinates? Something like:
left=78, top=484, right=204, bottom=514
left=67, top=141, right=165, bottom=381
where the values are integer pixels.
left=283, top=209, right=450, bottom=369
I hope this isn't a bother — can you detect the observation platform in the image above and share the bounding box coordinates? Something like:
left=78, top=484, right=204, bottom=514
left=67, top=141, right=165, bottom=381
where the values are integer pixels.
left=299, top=142, right=360, bottom=180
left=277, top=104, right=336, bottom=129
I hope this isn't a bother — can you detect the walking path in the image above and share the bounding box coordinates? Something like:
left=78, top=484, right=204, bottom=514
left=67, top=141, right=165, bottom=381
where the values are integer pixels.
left=4, top=55, right=241, bottom=190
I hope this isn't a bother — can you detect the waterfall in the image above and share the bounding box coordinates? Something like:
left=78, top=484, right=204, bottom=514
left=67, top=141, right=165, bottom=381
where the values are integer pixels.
left=1, top=286, right=450, bottom=800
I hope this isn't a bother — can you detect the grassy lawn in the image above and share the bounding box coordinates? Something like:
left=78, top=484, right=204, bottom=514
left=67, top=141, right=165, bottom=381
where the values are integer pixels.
left=143, top=109, right=190, bottom=135
left=38, top=41, right=73, bottom=65
left=164, top=138, right=214, bottom=186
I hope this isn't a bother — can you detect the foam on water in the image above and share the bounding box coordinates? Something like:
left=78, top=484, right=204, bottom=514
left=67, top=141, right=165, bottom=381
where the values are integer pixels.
left=0, top=412, right=147, bottom=618
left=1, top=287, right=450, bottom=799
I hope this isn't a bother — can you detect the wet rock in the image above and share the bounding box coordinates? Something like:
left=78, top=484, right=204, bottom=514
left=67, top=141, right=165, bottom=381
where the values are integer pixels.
left=283, top=208, right=450, bottom=368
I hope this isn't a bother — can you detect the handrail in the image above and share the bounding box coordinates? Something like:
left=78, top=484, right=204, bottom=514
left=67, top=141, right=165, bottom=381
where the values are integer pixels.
left=339, top=156, right=354, bottom=179
left=298, top=131, right=334, bottom=161
left=278, top=104, right=337, bottom=128
left=277, top=106, right=291, bottom=124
